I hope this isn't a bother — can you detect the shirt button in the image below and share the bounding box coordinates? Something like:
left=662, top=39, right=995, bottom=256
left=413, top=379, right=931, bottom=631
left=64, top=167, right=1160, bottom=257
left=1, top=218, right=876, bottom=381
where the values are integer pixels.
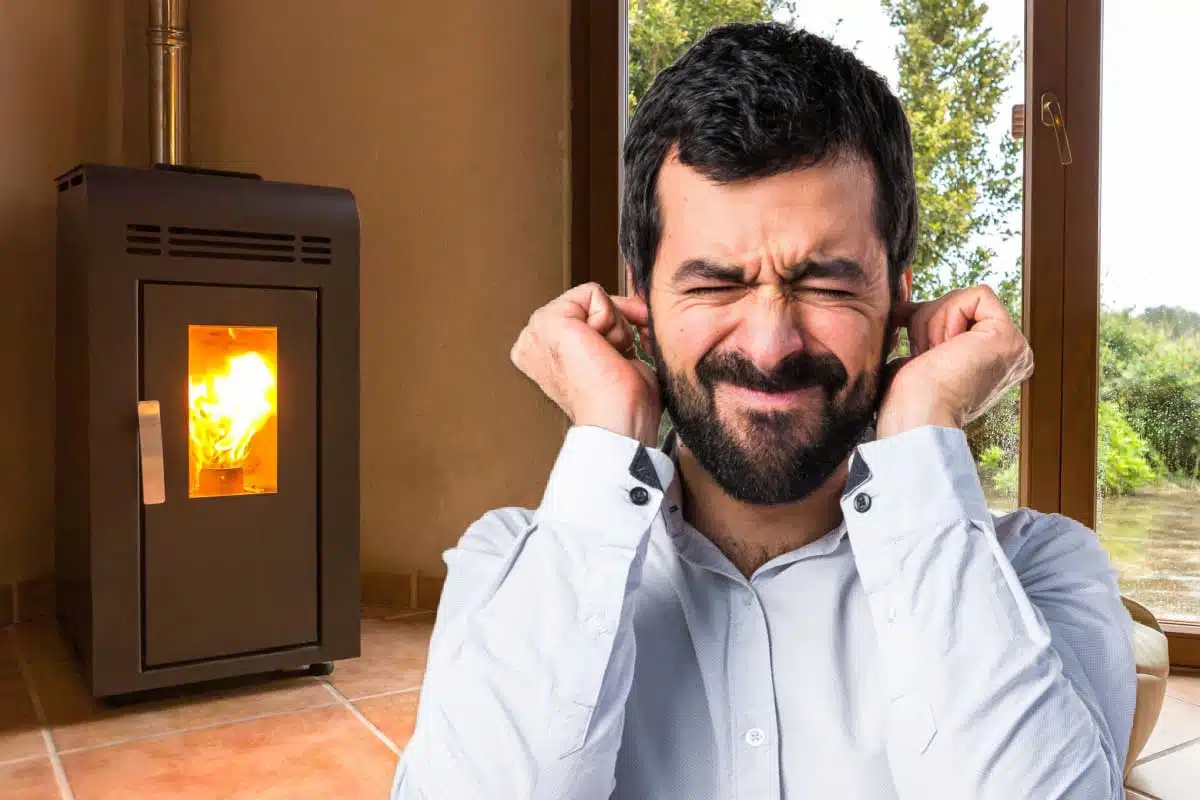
left=744, top=727, right=766, bottom=747
left=853, top=492, right=872, bottom=513
left=630, top=486, right=650, bottom=505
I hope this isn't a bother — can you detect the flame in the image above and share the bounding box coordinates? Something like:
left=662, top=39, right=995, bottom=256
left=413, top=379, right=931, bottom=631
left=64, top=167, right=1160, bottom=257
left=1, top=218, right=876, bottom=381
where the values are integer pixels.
left=188, top=351, right=277, bottom=471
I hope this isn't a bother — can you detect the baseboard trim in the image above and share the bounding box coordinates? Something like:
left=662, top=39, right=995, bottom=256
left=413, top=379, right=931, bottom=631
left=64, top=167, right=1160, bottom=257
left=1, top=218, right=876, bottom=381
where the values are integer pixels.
left=0, top=584, right=12, bottom=627
left=1, top=572, right=442, bottom=628
left=360, top=571, right=444, bottom=613
left=0, top=577, right=55, bottom=626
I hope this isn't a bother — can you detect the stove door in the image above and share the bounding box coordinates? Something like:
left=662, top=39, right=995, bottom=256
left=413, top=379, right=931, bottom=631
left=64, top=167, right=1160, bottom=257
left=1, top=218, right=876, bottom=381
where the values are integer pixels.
left=140, top=282, right=319, bottom=668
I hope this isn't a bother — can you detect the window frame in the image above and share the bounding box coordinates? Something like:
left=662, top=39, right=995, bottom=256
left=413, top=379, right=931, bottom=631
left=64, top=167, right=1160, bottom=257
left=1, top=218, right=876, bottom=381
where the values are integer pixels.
left=569, top=0, right=625, bottom=296
left=1059, top=0, right=1200, bottom=665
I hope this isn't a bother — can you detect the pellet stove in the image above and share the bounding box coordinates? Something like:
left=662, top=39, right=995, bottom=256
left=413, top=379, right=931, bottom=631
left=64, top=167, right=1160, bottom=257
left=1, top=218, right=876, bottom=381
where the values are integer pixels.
left=53, top=162, right=361, bottom=699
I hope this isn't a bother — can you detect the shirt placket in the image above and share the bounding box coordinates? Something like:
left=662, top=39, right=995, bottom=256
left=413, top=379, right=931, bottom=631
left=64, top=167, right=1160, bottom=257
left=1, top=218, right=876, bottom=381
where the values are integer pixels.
left=729, top=583, right=781, bottom=798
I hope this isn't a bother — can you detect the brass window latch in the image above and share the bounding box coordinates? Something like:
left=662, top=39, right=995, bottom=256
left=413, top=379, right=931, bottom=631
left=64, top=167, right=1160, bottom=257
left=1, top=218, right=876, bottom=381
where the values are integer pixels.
left=1040, top=92, right=1073, bottom=165
left=1011, top=94, right=1073, bottom=166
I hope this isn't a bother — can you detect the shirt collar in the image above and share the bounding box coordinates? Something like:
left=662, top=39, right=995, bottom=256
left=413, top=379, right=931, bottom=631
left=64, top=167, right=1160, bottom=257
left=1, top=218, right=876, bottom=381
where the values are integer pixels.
left=656, top=427, right=853, bottom=578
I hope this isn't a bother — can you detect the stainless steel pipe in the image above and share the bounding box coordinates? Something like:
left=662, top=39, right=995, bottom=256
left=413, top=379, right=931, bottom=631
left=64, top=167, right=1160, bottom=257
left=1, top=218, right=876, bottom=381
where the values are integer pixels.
left=148, top=0, right=189, bottom=165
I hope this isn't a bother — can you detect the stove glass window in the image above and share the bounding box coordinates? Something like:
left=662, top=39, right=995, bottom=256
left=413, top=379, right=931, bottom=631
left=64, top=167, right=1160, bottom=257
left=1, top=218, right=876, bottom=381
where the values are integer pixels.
left=187, top=325, right=279, bottom=497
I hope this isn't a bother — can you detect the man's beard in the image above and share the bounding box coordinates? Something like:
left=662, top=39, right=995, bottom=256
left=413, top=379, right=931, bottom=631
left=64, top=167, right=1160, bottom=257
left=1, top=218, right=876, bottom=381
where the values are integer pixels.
left=650, top=322, right=889, bottom=506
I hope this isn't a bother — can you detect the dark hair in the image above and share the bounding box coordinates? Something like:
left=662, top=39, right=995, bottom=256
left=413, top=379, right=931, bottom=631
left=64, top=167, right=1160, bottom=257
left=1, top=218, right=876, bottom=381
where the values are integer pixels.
left=619, top=22, right=917, bottom=297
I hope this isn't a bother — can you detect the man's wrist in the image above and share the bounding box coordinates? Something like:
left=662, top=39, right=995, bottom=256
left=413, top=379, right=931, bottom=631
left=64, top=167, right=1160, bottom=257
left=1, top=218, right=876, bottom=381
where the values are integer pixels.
left=574, top=408, right=661, bottom=448
left=875, top=403, right=960, bottom=439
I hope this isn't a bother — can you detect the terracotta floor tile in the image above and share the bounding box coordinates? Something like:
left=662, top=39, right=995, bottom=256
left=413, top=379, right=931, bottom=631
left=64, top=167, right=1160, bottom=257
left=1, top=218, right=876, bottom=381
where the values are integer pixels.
left=1167, top=672, right=1200, bottom=706
left=63, top=704, right=397, bottom=799
left=1139, top=694, right=1200, bottom=760
left=25, top=656, right=337, bottom=753
left=0, top=676, right=45, bottom=765
left=327, top=616, right=433, bottom=700
left=1127, top=740, right=1200, bottom=799
left=0, top=758, right=61, bottom=799
left=355, top=690, right=421, bottom=750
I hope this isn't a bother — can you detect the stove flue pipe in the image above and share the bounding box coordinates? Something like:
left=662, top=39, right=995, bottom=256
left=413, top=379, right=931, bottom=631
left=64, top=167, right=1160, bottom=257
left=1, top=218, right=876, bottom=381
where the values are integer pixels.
left=148, top=0, right=189, bottom=166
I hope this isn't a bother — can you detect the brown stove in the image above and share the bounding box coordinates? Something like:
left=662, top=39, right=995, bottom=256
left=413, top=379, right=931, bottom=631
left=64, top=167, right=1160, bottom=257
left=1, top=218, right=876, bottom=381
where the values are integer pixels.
left=53, top=163, right=361, bottom=699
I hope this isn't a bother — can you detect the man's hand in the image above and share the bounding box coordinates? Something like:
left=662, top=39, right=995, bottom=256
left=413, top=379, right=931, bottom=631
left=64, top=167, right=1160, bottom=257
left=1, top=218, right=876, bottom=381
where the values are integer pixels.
left=877, top=286, right=1034, bottom=439
left=511, top=282, right=663, bottom=447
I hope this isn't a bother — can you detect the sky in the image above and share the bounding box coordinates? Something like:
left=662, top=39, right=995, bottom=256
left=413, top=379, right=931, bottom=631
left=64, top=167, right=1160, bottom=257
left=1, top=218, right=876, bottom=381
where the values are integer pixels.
left=766, top=0, right=1200, bottom=316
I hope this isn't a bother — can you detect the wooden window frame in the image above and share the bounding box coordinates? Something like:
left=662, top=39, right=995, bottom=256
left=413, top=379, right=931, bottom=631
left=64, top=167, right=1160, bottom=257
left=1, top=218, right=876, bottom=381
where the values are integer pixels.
left=569, top=0, right=625, bottom=296
left=571, top=0, right=1199, bottom=667
left=1057, top=0, right=1200, bottom=665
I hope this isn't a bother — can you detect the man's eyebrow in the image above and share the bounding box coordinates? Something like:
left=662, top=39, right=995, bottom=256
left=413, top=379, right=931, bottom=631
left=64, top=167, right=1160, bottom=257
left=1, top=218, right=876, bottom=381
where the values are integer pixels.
left=785, top=258, right=868, bottom=285
left=672, top=258, right=747, bottom=284
left=671, top=256, right=870, bottom=286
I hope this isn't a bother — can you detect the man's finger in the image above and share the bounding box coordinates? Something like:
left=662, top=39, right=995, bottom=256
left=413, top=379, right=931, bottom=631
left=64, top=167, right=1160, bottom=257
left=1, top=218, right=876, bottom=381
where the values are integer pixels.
left=612, top=294, right=651, bottom=326
left=889, top=300, right=923, bottom=328
left=545, top=282, right=612, bottom=324
left=605, top=315, right=636, bottom=355
left=943, top=304, right=972, bottom=344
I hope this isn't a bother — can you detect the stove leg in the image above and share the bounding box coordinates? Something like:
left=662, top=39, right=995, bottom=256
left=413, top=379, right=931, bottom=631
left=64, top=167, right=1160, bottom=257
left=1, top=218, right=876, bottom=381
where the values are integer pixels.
left=309, top=661, right=335, bottom=677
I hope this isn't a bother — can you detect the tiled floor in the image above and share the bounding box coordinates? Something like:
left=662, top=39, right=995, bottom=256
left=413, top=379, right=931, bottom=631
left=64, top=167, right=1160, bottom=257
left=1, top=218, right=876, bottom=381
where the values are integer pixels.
left=1, top=609, right=1198, bottom=798
left=1126, top=674, right=1200, bottom=800
left=0, top=607, right=430, bottom=798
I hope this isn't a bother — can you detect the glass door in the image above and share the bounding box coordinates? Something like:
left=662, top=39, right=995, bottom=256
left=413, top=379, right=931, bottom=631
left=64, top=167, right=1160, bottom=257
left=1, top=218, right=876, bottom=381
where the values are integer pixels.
left=1092, top=1, right=1200, bottom=628
left=624, top=0, right=1029, bottom=498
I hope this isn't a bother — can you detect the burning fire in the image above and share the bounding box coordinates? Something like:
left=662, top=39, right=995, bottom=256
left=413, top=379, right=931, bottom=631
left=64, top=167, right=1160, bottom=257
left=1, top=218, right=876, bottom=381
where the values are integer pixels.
left=188, top=352, right=277, bottom=471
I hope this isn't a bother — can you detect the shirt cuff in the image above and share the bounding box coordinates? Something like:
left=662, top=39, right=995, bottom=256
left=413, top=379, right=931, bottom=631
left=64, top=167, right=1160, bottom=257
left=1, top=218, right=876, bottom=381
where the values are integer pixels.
left=536, top=425, right=676, bottom=547
left=842, top=426, right=993, bottom=589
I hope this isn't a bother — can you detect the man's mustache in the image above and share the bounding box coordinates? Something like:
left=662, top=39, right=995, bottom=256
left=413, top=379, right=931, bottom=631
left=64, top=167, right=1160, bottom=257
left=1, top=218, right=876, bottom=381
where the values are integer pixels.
left=695, top=349, right=849, bottom=396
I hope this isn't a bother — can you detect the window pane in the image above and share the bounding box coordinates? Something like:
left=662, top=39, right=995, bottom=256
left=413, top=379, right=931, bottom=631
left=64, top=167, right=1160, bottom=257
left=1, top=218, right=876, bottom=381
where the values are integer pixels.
left=1096, top=0, right=1200, bottom=622
left=188, top=325, right=279, bottom=498
left=627, top=0, right=1026, bottom=505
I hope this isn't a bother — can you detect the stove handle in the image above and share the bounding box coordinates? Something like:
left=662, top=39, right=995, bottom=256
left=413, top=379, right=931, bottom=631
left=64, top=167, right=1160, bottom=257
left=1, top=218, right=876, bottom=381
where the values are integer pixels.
left=137, top=400, right=167, bottom=505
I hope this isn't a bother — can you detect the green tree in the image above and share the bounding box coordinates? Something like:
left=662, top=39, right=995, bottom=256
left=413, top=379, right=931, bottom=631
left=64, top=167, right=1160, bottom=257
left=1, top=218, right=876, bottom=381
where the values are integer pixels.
left=882, top=0, right=1023, bottom=314
left=1101, top=307, right=1200, bottom=481
left=1141, top=305, right=1200, bottom=340
left=1122, top=375, right=1200, bottom=479
left=627, top=0, right=797, bottom=114
left=879, top=0, right=1025, bottom=487
left=1096, top=400, right=1159, bottom=496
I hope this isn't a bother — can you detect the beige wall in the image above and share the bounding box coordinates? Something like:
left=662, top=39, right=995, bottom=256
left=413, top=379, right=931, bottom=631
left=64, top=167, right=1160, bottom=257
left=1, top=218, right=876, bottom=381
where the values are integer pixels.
left=0, top=0, right=121, bottom=584
left=0, top=0, right=571, bottom=583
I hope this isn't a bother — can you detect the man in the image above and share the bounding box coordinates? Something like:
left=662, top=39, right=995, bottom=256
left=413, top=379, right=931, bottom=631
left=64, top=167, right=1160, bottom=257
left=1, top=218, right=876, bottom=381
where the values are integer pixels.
left=392, top=22, right=1135, bottom=799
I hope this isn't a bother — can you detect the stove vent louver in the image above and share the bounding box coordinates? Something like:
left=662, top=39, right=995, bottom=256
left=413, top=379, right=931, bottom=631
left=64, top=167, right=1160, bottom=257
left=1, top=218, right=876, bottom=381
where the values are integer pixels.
left=124, top=224, right=333, bottom=265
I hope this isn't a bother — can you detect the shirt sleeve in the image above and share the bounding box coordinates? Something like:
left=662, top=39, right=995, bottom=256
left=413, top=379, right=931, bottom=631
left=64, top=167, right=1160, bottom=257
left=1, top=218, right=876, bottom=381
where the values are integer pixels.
left=844, top=425, right=1136, bottom=800
left=390, top=424, right=675, bottom=800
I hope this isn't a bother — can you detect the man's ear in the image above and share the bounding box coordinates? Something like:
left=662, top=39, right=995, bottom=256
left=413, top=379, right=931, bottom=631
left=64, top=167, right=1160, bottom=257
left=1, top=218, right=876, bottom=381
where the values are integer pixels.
left=897, top=268, right=913, bottom=304
left=890, top=268, right=914, bottom=352
left=625, top=262, right=657, bottom=360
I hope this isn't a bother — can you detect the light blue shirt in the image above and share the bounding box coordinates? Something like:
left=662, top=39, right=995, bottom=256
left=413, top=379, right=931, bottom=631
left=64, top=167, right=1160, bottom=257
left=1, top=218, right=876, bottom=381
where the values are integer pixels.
left=392, top=424, right=1136, bottom=799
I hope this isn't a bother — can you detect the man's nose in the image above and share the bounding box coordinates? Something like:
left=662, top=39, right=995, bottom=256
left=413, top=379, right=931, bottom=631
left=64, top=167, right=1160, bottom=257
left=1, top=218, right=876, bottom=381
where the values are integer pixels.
left=730, top=290, right=806, bottom=375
